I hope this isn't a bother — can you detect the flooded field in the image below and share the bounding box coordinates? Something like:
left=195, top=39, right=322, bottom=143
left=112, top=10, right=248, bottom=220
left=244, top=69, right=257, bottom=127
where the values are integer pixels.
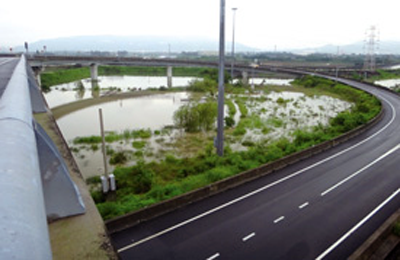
left=375, top=78, right=400, bottom=89
left=44, top=75, right=198, bottom=108
left=53, top=84, right=351, bottom=179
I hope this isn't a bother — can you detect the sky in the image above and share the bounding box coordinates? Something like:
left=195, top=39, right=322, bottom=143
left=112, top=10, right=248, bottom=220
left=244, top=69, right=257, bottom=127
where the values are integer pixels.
left=1, top=0, right=399, bottom=51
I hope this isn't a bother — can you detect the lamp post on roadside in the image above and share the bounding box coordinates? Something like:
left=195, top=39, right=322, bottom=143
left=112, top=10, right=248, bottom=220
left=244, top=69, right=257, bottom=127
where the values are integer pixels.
left=216, top=0, right=226, bottom=156
left=230, top=8, right=238, bottom=81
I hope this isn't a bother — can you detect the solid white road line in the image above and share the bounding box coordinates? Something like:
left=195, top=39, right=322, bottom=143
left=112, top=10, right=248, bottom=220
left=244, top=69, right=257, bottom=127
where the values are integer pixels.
left=117, top=96, right=396, bottom=253
left=274, top=216, right=285, bottom=224
left=242, top=232, right=256, bottom=242
left=207, top=253, right=220, bottom=260
left=299, top=202, right=310, bottom=209
left=315, top=188, right=400, bottom=260
left=321, top=144, right=400, bottom=197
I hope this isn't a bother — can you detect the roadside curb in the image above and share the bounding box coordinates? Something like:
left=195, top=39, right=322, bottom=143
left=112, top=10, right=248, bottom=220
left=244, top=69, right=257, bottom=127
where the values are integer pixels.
left=348, top=209, right=400, bottom=260
left=106, top=101, right=385, bottom=235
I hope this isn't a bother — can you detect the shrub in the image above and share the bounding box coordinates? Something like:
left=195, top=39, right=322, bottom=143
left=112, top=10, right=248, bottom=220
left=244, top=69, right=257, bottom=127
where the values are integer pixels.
left=109, top=152, right=128, bottom=165
left=173, top=101, right=217, bottom=132
left=132, top=141, right=147, bottom=149
left=225, top=116, right=235, bottom=128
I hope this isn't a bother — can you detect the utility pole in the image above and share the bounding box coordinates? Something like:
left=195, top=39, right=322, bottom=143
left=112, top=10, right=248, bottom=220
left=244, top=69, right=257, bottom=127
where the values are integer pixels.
left=230, top=7, right=238, bottom=81
left=363, top=25, right=379, bottom=72
left=216, top=0, right=226, bottom=156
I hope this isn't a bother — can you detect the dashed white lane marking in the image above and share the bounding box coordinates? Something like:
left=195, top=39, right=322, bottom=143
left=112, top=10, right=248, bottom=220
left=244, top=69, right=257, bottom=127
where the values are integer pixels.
left=242, top=232, right=256, bottom=242
left=274, top=216, right=285, bottom=224
left=316, top=188, right=400, bottom=260
left=321, top=144, right=400, bottom=197
left=299, top=202, right=310, bottom=209
left=117, top=96, right=396, bottom=253
left=207, top=253, right=220, bottom=260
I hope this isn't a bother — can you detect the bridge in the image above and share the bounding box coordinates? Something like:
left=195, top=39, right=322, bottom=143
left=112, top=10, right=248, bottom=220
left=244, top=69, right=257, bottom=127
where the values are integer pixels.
left=1, top=54, right=399, bottom=259
left=27, top=54, right=365, bottom=87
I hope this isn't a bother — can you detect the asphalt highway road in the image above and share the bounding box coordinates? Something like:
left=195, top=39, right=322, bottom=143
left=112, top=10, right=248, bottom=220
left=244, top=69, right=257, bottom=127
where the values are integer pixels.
left=112, top=77, right=400, bottom=260
left=0, top=57, right=19, bottom=98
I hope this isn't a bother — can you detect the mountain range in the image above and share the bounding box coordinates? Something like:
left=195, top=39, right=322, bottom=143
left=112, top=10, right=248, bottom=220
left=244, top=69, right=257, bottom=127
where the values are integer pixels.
left=18, top=35, right=257, bottom=53
left=14, top=35, right=400, bottom=55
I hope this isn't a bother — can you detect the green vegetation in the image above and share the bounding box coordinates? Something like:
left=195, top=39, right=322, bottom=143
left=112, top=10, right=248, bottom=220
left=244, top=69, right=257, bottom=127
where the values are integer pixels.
left=87, top=75, right=382, bottom=220
left=132, top=141, right=147, bottom=149
left=41, top=67, right=90, bottom=92
left=99, top=66, right=204, bottom=77
left=368, top=69, right=400, bottom=81
left=73, top=129, right=152, bottom=145
left=173, top=102, right=218, bottom=132
left=235, top=98, right=249, bottom=118
left=225, top=99, right=237, bottom=118
left=109, top=152, right=128, bottom=165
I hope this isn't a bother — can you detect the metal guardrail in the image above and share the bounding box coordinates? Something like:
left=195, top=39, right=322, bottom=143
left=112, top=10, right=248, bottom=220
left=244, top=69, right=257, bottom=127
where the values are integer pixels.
left=0, top=56, right=85, bottom=259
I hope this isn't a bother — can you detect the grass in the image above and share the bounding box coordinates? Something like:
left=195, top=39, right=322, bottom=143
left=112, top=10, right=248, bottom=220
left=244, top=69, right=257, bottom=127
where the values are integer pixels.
left=41, top=67, right=90, bottom=91
left=86, top=75, right=382, bottom=220
left=225, top=99, right=237, bottom=118
left=73, top=129, right=152, bottom=145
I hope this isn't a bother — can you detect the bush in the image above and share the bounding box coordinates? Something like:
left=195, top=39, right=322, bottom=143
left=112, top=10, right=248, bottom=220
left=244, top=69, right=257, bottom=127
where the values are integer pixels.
left=132, top=141, right=147, bottom=149
left=73, top=135, right=102, bottom=144
left=173, top=101, right=217, bottom=132
left=97, top=202, right=124, bottom=220
left=109, top=152, right=128, bottom=165
left=114, top=162, right=154, bottom=194
left=225, top=117, right=235, bottom=128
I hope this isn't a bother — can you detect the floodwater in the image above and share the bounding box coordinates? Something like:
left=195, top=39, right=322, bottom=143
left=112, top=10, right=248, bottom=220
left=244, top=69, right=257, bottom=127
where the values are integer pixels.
left=57, top=92, right=188, bottom=140
left=232, top=92, right=351, bottom=150
left=52, top=76, right=352, bottom=179
left=375, top=79, right=400, bottom=89
left=44, top=75, right=198, bottom=108
left=234, top=78, right=293, bottom=86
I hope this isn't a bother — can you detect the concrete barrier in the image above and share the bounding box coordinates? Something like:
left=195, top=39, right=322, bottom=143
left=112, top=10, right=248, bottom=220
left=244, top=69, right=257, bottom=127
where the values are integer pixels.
left=348, top=209, right=400, bottom=260
left=106, top=107, right=384, bottom=234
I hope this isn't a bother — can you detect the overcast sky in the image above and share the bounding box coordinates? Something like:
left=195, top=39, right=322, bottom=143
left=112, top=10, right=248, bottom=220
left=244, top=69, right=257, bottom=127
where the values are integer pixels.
left=1, top=0, right=399, bottom=51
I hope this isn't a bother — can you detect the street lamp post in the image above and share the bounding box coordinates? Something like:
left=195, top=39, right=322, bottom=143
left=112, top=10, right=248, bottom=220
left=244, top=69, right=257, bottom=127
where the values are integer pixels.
left=216, top=0, right=226, bottom=156
left=230, top=8, right=238, bottom=81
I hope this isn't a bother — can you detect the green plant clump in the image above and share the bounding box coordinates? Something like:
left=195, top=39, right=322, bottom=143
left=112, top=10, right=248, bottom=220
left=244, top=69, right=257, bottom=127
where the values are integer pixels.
left=93, top=75, right=381, bottom=220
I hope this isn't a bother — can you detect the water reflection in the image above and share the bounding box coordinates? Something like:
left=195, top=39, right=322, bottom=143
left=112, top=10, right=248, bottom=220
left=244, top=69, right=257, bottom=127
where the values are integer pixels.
left=44, top=76, right=199, bottom=108
left=57, top=92, right=189, bottom=141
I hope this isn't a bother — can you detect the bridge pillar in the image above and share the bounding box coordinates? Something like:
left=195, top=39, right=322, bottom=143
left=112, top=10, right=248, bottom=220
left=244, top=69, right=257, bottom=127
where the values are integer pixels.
left=167, top=66, right=173, bottom=88
left=90, top=64, right=99, bottom=82
left=242, top=71, right=249, bottom=85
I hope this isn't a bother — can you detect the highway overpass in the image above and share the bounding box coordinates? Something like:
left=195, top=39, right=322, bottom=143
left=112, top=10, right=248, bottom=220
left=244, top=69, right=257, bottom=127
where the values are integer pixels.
left=1, top=54, right=399, bottom=259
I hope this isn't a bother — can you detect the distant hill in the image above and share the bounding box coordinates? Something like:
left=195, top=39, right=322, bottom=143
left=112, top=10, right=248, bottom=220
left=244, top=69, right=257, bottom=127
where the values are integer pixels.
left=17, top=35, right=258, bottom=53
left=293, top=41, right=400, bottom=55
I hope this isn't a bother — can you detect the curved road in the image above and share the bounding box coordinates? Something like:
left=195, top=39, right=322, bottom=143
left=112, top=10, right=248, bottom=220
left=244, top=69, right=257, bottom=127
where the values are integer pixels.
left=111, top=76, right=400, bottom=260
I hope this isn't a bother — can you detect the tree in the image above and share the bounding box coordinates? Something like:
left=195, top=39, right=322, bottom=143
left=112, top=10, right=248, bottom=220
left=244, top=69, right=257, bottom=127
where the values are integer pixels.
left=173, top=102, right=217, bottom=132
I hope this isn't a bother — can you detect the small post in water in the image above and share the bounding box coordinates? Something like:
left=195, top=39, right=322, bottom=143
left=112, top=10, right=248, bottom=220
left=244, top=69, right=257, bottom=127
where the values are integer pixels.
left=99, top=108, right=109, bottom=193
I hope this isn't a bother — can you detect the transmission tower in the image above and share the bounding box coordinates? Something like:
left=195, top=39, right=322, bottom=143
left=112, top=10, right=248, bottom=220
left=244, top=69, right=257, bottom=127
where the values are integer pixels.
left=363, top=25, right=380, bottom=72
